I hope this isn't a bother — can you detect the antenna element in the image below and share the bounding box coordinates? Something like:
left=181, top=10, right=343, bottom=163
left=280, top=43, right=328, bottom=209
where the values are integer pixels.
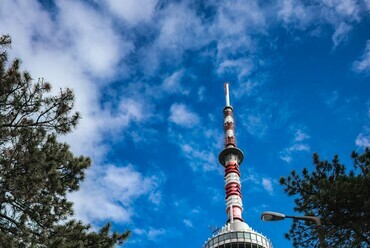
left=224, top=82, right=230, bottom=106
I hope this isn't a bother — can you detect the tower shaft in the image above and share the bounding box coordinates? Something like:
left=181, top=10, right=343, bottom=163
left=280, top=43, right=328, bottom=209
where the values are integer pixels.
left=219, top=83, right=245, bottom=224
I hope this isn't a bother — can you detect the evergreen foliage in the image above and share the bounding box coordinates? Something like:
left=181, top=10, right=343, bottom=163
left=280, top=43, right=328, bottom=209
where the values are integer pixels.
left=0, top=35, right=130, bottom=247
left=280, top=148, right=370, bottom=247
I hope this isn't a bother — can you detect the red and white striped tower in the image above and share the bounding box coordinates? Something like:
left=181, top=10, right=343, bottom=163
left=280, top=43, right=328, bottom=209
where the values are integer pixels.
left=202, top=83, right=272, bottom=248
left=219, top=82, right=245, bottom=224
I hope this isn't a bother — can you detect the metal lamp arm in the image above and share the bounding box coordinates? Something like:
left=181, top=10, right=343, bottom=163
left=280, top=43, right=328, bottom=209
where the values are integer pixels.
left=286, top=215, right=325, bottom=248
left=286, top=215, right=322, bottom=226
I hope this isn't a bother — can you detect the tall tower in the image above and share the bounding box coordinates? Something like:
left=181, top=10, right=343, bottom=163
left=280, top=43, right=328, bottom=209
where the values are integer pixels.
left=203, top=83, right=272, bottom=248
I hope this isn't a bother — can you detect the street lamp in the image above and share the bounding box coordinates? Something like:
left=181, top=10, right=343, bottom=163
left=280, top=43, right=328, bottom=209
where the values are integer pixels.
left=261, top=211, right=326, bottom=248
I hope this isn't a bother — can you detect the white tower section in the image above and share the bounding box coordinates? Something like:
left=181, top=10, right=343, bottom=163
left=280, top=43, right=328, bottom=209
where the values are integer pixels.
left=225, top=82, right=231, bottom=107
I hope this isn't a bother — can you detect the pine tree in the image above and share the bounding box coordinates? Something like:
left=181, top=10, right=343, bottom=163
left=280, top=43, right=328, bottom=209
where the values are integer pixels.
left=280, top=148, right=370, bottom=247
left=0, top=35, right=130, bottom=247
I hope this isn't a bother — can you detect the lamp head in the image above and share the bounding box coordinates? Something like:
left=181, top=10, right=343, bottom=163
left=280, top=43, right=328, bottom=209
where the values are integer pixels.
left=261, top=211, right=286, bottom=221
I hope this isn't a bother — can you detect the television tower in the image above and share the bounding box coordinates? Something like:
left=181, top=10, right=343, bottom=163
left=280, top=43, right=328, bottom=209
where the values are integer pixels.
left=203, top=83, right=272, bottom=248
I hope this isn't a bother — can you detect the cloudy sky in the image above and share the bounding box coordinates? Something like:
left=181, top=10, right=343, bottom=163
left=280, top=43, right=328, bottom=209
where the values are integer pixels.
left=1, top=0, right=370, bottom=247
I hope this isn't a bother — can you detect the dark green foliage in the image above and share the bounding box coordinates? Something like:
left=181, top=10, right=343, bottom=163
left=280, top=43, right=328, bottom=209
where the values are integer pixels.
left=48, top=221, right=130, bottom=247
left=280, top=149, right=370, bottom=247
left=0, top=35, right=130, bottom=247
left=0, top=34, right=11, bottom=61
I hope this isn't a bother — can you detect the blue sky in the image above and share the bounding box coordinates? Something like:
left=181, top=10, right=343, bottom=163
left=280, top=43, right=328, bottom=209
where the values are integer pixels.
left=1, top=0, right=369, bottom=247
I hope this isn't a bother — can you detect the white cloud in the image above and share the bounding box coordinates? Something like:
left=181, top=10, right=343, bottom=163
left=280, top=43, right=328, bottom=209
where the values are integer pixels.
left=0, top=0, right=137, bottom=160
left=217, top=58, right=254, bottom=80
left=290, top=143, right=310, bottom=152
left=149, top=191, right=162, bottom=206
left=233, top=80, right=261, bottom=99
left=63, top=96, right=151, bottom=159
left=213, top=1, right=265, bottom=80
left=320, top=0, right=361, bottom=48
left=324, top=91, right=339, bottom=107
left=141, top=2, right=210, bottom=73
left=242, top=168, right=275, bottom=195
left=262, top=178, right=274, bottom=195
left=353, top=40, right=370, bottom=73
left=156, top=3, right=209, bottom=52
left=103, top=166, right=154, bottom=197
left=215, top=1, right=266, bottom=36
left=277, top=0, right=360, bottom=28
left=0, top=1, right=51, bottom=49
left=191, top=208, right=200, bottom=214
left=183, top=219, right=193, bottom=228
left=135, top=1, right=264, bottom=77
left=103, top=0, right=158, bottom=25
left=101, top=98, right=148, bottom=131
left=243, top=168, right=260, bottom=184
left=279, top=129, right=310, bottom=163
left=332, top=22, right=352, bottom=47
left=238, top=95, right=291, bottom=140
left=366, top=0, right=370, bottom=10
left=167, top=114, right=222, bottom=173
left=280, top=154, right=293, bottom=163
left=294, top=129, right=310, bottom=142
left=169, top=103, right=199, bottom=128
left=179, top=143, right=219, bottom=172
left=276, top=0, right=361, bottom=47
left=216, top=35, right=254, bottom=63
left=356, top=131, right=370, bottom=148
left=69, top=164, right=163, bottom=223
left=241, top=113, right=269, bottom=138
left=322, top=0, right=360, bottom=19
left=197, top=87, right=206, bottom=102
left=161, top=69, right=188, bottom=95
left=133, top=227, right=166, bottom=241
left=69, top=188, right=131, bottom=223
left=278, top=0, right=313, bottom=27
left=56, top=0, right=130, bottom=78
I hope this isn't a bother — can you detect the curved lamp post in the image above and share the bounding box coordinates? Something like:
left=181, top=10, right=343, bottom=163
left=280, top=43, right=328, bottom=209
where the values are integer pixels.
left=261, top=211, right=326, bottom=248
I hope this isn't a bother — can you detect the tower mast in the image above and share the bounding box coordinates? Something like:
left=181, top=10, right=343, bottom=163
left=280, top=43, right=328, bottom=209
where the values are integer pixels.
left=219, top=82, right=245, bottom=223
left=202, top=83, right=272, bottom=248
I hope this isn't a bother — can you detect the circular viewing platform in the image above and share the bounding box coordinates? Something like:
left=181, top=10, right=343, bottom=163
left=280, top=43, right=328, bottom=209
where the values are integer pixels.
left=203, top=230, right=272, bottom=248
